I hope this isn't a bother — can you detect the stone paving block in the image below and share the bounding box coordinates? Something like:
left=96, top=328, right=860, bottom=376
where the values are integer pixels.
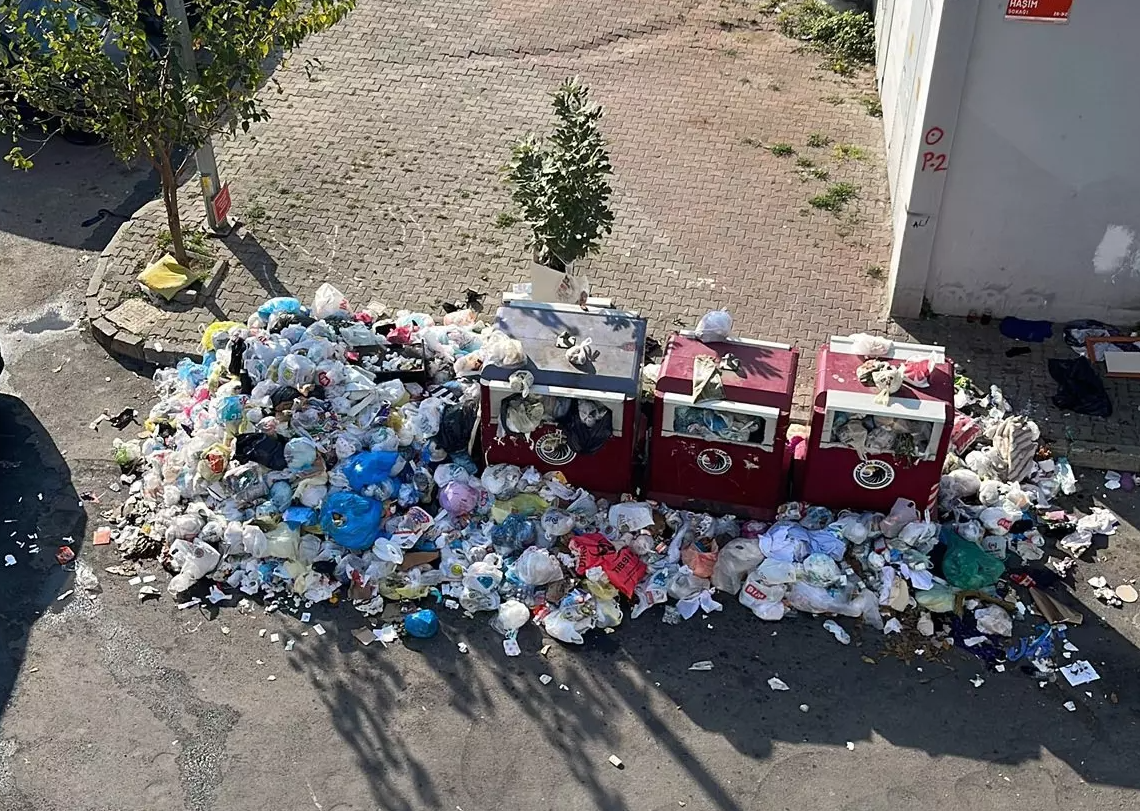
left=88, top=0, right=1140, bottom=449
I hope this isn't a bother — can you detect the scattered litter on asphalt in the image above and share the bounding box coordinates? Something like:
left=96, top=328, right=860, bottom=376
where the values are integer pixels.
left=767, top=677, right=790, bottom=691
left=539, top=674, right=553, bottom=685
left=3, top=555, right=15, bottom=567
left=1060, top=660, right=1100, bottom=686
left=1063, top=701, right=1076, bottom=712
left=822, top=619, right=850, bottom=644
left=72, top=295, right=1132, bottom=698
left=608, top=754, right=624, bottom=770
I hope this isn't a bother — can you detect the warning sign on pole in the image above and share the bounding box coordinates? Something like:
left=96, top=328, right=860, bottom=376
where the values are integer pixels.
left=1005, top=0, right=1073, bottom=22
left=212, top=183, right=232, bottom=225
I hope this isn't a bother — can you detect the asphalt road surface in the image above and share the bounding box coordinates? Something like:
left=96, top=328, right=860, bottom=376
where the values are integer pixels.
left=2, top=141, right=1140, bottom=811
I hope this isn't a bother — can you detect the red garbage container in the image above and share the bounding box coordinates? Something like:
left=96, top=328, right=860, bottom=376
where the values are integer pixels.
left=479, top=301, right=648, bottom=498
left=796, top=336, right=954, bottom=513
left=647, top=332, right=799, bottom=519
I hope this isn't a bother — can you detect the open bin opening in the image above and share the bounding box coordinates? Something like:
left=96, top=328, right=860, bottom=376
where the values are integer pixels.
left=819, top=390, right=947, bottom=462
left=660, top=392, right=781, bottom=452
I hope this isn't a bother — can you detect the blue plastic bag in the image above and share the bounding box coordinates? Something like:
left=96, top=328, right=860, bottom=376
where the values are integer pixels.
left=404, top=608, right=439, bottom=639
left=176, top=357, right=208, bottom=388
left=320, top=491, right=383, bottom=550
left=283, top=505, right=318, bottom=529
left=256, top=297, right=307, bottom=322
left=344, top=450, right=398, bottom=492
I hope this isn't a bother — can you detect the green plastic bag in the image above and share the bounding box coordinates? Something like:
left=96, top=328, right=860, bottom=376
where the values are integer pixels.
left=940, top=525, right=1004, bottom=590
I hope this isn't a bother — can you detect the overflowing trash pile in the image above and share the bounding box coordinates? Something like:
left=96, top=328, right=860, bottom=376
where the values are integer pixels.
left=95, top=292, right=1130, bottom=697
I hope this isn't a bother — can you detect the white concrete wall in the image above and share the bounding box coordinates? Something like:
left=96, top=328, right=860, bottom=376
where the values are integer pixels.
left=924, top=1, right=1140, bottom=321
left=875, top=0, right=977, bottom=317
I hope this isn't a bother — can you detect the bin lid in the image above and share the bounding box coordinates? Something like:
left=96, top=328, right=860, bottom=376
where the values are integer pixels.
left=480, top=302, right=647, bottom=397
left=818, top=347, right=954, bottom=405
left=656, top=332, right=799, bottom=407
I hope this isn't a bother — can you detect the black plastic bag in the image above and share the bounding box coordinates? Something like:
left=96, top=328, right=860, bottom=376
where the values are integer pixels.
left=228, top=336, right=246, bottom=376
left=1048, top=356, right=1112, bottom=417
left=269, top=386, right=301, bottom=409
left=234, top=432, right=288, bottom=470
left=438, top=402, right=477, bottom=452
left=559, top=400, right=613, bottom=454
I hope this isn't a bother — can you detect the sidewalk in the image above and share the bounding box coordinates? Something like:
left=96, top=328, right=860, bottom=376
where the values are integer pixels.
left=85, top=0, right=1140, bottom=465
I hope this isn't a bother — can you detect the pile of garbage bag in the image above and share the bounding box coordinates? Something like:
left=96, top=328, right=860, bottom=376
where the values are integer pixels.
left=102, top=299, right=1120, bottom=679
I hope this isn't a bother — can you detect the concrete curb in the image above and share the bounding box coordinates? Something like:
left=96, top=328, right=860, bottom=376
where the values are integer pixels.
left=1064, top=441, right=1140, bottom=474
left=87, top=202, right=217, bottom=367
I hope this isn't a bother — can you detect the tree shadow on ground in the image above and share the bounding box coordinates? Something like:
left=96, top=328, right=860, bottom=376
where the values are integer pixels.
left=0, top=394, right=86, bottom=721
left=283, top=549, right=1140, bottom=811
left=0, top=137, right=160, bottom=252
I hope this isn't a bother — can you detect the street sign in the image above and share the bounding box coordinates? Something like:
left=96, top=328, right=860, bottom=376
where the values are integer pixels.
left=212, top=183, right=232, bottom=225
left=1005, top=0, right=1072, bottom=22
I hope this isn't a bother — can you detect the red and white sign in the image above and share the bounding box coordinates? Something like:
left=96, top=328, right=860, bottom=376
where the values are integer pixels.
left=212, top=182, right=232, bottom=224
left=1005, top=0, right=1072, bottom=22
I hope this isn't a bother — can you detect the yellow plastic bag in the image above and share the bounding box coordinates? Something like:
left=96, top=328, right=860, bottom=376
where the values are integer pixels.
left=491, top=494, right=549, bottom=523
left=201, top=320, right=242, bottom=352
left=137, top=253, right=204, bottom=301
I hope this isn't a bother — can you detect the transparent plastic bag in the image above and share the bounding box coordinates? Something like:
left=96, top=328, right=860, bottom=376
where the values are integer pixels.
left=879, top=498, right=919, bottom=539
left=694, top=309, right=733, bottom=342
left=515, top=547, right=564, bottom=585
left=849, top=332, right=893, bottom=358
left=710, top=538, right=765, bottom=594
left=802, top=553, right=841, bottom=586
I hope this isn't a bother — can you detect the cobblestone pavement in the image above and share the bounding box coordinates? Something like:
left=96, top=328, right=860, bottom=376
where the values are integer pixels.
left=89, top=0, right=1140, bottom=450
left=91, top=1, right=891, bottom=393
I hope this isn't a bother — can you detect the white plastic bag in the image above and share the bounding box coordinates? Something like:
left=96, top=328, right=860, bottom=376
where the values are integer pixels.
left=515, top=547, right=564, bottom=585
left=167, top=538, right=221, bottom=594
left=544, top=608, right=585, bottom=644
left=974, top=604, right=1013, bottom=637
left=313, top=283, right=352, bottom=320
left=481, top=330, right=526, bottom=368
left=897, top=519, right=938, bottom=551
left=756, top=558, right=798, bottom=585
left=694, top=310, right=733, bottom=343
left=979, top=504, right=1020, bottom=535
left=279, top=353, right=316, bottom=387
left=849, top=332, right=893, bottom=358
left=739, top=573, right=786, bottom=621
left=940, top=468, right=981, bottom=500
left=481, top=464, right=522, bottom=497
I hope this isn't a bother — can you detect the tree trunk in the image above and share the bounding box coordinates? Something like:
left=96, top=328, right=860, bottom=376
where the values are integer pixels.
left=155, top=144, right=189, bottom=267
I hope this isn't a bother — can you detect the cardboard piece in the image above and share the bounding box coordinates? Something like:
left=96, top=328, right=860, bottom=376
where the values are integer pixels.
left=398, top=550, right=441, bottom=571
left=1030, top=587, right=1084, bottom=626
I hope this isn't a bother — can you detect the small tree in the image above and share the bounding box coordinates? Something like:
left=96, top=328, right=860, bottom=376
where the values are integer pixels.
left=0, top=0, right=354, bottom=265
left=507, top=78, right=614, bottom=272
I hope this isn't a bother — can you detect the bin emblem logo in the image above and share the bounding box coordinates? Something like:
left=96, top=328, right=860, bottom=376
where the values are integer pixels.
left=853, top=459, right=895, bottom=489
left=534, top=431, right=576, bottom=466
left=697, top=448, right=732, bottom=475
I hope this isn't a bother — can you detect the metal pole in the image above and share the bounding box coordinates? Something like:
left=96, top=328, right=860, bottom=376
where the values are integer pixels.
left=165, top=0, right=228, bottom=232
